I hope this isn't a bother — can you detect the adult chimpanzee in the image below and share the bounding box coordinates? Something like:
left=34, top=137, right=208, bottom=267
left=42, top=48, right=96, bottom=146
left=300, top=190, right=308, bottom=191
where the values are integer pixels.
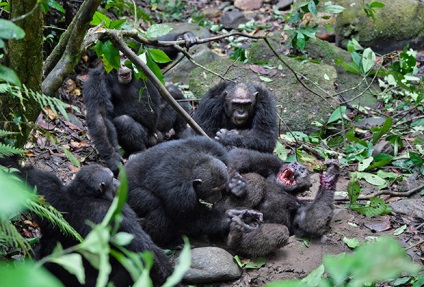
left=125, top=137, right=291, bottom=257
left=83, top=32, right=195, bottom=175
left=189, top=81, right=279, bottom=153
left=1, top=159, right=176, bottom=287
left=216, top=148, right=340, bottom=257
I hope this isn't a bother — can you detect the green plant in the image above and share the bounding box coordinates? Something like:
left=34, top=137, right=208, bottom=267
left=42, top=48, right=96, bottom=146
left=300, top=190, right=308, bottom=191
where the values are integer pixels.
left=265, top=237, right=421, bottom=287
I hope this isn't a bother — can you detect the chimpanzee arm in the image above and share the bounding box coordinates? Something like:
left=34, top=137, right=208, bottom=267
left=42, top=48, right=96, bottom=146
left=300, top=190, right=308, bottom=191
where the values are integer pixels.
left=226, top=148, right=283, bottom=177
left=292, top=160, right=339, bottom=238
left=83, top=68, right=123, bottom=175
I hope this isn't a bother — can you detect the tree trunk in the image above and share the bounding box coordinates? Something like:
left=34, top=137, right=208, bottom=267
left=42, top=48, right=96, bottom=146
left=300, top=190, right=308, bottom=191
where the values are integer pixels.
left=3, top=0, right=43, bottom=147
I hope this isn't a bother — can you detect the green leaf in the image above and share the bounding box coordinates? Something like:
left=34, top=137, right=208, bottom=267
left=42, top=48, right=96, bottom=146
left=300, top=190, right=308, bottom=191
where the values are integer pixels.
left=307, top=0, right=317, bottom=15
left=366, top=154, right=393, bottom=170
left=323, top=4, right=345, bottom=14
left=259, top=76, right=273, bottom=82
left=295, top=32, right=306, bottom=50
left=347, top=175, right=361, bottom=204
left=109, top=18, right=126, bottom=29
left=50, top=254, right=85, bottom=284
left=145, top=24, right=173, bottom=39
left=100, top=41, right=121, bottom=72
left=147, top=49, right=172, bottom=64
left=356, top=172, right=386, bottom=186
left=393, top=224, right=407, bottom=236
left=300, top=264, right=325, bottom=287
left=112, top=232, right=134, bottom=246
left=245, top=257, right=267, bottom=269
left=351, top=197, right=391, bottom=216
left=47, top=0, right=65, bottom=13
left=62, top=147, right=81, bottom=168
left=370, top=2, right=385, bottom=8
left=146, top=56, right=164, bottom=84
left=0, top=19, right=25, bottom=40
left=0, top=170, right=31, bottom=214
left=343, top=237, right=360, bottom=249
left=162, top=237, right=191, bottom=287
left=361, top=47, right=376, bottom=74
left=371, top=117, right=392, bottom=144
left=341, top=61, right=361, bottom=74
left=0, top=64, right=22, bottom=87
left=409, top=152, right=423, bottom=166
left=411, top=118, right=424, bottom=127
left=327, top=106, right=346, bottom=124
left=358, top=157, right=373, bottom=171
left=90, top=11, right=110, bottom=27
left=274, top=141, right=287, bottom=161
left=0, top=262, right=63, bottom=287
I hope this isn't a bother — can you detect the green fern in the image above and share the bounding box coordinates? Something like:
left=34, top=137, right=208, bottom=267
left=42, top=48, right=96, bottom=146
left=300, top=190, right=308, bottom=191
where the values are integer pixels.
left=2, top=83, right=80, bottom=121
left=26, top=196, right=83, bottom=243
left=0, top=130, right=18, bottom=138
left=0, top=218, right=31, bottom=256
left=0, top=142, right=26, bottom=157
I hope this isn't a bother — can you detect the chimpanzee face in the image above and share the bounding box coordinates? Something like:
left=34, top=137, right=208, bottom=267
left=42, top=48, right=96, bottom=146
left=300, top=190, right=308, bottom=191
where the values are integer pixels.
left=117, top=54, right=133, bottom=84
left=224, top=84, right=257, bottom=126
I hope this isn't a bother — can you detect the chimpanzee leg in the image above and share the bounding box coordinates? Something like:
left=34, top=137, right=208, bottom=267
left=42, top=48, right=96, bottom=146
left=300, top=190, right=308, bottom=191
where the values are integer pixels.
left=113, top=115, right=149, bottom=154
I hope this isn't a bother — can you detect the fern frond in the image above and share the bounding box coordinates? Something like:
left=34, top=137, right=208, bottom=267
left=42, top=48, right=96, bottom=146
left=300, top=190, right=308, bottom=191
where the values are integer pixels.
left=0, top=129, right=18, bottom=138
left=26, top=197, right=83, bottom=243
left=0, top=217, right=31, bottom=254
left=0, top=142, right=26, bottom=157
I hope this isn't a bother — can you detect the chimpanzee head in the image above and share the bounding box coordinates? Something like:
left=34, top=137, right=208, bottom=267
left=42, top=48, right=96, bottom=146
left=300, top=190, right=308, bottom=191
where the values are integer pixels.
left=67, top=165, right=120, bottom=200
left=192, top=156, right=229, bottom=204
left=276, top=162, right=312, bottom=194
left=224, top=83, right=258, bottom=127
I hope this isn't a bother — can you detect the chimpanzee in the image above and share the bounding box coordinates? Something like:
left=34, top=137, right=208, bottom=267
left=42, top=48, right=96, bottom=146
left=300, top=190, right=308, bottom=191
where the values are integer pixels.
left=83, top=32, right=195, bottom=175
left=125, top=137, right=291, bottom=258
left=157, top=84, right=192, bottom=140
left=219, top=148, right=339, bottom=239
left=1, top=159, right=176, bottom=287
left=188, top=81, right=279, bottom=153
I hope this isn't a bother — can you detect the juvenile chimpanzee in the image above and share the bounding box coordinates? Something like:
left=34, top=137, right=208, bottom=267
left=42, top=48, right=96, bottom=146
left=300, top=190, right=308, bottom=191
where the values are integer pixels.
left=157, top=84, right=192, bottom=140
left=219, top=148, right=339, bottom=240
left=83, top=32, right=195, bottom=175
left=1, top=159, right=176, bottom=287
left=189, top=81, right=278, bottom=153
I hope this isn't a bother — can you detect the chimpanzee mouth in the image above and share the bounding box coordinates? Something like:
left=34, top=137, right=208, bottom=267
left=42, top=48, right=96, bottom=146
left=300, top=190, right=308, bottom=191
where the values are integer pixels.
left=119, top=72, right=131, bottom=82
left=278, top=168, right=296, bottom=186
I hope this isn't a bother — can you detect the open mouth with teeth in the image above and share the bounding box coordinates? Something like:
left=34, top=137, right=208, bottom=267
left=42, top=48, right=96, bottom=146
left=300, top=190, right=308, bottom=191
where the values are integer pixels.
left=278, top=167, right=296, bottom=186
left=119, top=72, right=131, bottom=82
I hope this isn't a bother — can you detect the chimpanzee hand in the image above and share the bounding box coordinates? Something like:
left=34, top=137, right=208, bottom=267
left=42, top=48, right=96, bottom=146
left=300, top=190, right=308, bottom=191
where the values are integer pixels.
left=226, top=209, right=263, bottom=231
left=228, top=172, right=247, bottom=197
left=320, top=159, right=340, bottom=190
left=215, top=128, right=239, bottom=142
left=177, top=32, right=197, bottom=49
left=106, top=152, right=124, bottom=176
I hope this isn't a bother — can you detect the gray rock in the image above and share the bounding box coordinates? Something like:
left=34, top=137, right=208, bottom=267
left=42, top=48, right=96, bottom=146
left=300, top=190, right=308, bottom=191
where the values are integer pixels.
left=355, top=117, right=387, bottom=129
left=234, top=0, right=263, bottom=10
left=165, top=44, right=221, bottom=84
left=275, top=0, right=293, bottom=10
left=221, top=7, right=249, bottom=29
left=334, top=0, right=424, bottom=54
left=389, top=199, right=424, bottom=219
left=183, top=247, right=242, bottom=284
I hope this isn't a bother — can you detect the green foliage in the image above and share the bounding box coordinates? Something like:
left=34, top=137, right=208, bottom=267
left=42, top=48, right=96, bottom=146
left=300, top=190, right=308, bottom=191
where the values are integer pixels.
left=234, top=255, right=267, bottom=269
left=0, top=261, right=63, bottom=287
left=276, top=0, right=344, bottom=50
left=266, top=237, right=420, bottom=287
left=40, top=0, right=65, bottom=14
left=362, top=1, right=385, bottom=21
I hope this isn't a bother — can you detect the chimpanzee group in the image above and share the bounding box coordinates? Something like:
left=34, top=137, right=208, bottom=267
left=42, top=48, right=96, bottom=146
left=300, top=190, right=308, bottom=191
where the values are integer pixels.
left=1, top=30, right=340, bottom=287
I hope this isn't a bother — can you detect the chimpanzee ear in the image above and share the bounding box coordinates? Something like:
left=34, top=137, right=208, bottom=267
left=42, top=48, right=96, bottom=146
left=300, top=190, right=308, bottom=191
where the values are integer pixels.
left=254, top=91, right=259, bottom=99
left=193, top=179, right=203, bottom=187
left=98, top=182, right=106, bottom=194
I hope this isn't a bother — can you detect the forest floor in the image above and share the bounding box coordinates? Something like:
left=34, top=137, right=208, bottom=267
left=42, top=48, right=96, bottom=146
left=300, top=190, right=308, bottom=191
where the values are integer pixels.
left=22, top=0, right=424, bottom=286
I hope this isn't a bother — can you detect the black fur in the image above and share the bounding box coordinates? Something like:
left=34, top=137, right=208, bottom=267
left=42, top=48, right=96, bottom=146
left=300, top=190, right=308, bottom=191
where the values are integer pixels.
left=125, top=137, right=232, bottom=247
left=3, top=160, right=175, bottom=287
left=191, top=81, right=278, bottom=153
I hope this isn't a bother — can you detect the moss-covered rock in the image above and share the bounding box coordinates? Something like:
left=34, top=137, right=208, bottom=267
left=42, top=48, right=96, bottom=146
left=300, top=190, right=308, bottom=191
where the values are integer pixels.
left=334, top=0, right=424, bottom=54
left=249, top=36, right=379, bottom=108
